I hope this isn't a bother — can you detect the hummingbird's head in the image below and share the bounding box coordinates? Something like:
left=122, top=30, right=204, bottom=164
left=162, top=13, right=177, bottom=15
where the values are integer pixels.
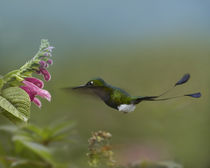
left=86, top=78, right=106, bottom=87
left=73, top=78, right=107, bottom=89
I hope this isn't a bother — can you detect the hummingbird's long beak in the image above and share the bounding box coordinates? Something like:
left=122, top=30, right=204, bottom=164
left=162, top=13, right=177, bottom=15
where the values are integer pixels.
left=72, top=85, right=88, bottom=89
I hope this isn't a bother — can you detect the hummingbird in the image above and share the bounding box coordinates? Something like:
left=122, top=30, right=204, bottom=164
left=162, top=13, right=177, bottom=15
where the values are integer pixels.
left=67, top=74, right=201, bottom=113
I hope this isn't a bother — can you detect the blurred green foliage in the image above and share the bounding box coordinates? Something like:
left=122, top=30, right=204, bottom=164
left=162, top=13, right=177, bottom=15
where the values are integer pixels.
left=0, top=121, right=75, bottom=168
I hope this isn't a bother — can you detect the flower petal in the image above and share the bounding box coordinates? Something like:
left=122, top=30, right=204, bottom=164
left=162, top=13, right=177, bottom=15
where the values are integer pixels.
left=47, top=59, right=53, bottom=65
left=22, top=80, right=51, bottom=102
left=24, top=77, right=44, bottom=88
left=40, top=68, right=51, bottom=81
left=45, top=63, right=49, bottom=68
left=37, top=89, right=51, bottom=102
left=33, top=97, right=42, bottom=108
left=20, top=85, right=36, bottom=101
left=39, top=60, right=47, bottom=68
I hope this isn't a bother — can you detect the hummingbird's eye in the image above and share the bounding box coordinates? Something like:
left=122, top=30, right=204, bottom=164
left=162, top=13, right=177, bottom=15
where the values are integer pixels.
left=87, top=81, right=94, bottom=86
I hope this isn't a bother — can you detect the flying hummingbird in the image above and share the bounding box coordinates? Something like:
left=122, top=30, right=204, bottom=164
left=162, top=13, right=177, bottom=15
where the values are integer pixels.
left=67, top=74, right=201, bottom=113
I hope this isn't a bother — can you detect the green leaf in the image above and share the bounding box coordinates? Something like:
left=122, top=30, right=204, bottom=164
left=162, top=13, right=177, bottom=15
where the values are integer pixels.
left=52, top=121, right=75, bottom=135
left=0, top=156, right=49, bottom=168
left=0, top=87, right=31, bottom=123
left=0, top=78, right=4, bottom=91
left=13, top=135, right=55, bottom=166
left=21, top=141, right=52, bottom=162
left=3, top=70, right=19, bottom=82
left=23, top=124, right=44, bottom=138
left=0, top=125, right=19, bottom=133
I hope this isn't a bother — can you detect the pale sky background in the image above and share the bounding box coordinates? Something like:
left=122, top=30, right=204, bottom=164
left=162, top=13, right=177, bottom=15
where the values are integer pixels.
left=0, top=0, right=209, bottom=50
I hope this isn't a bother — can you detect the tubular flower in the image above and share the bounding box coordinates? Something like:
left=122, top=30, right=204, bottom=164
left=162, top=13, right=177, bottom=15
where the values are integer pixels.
left=47, top=59, right=53, bottom=65
left=20, top=80, right=51, bottom=108
left=36, top=46, right=54, bottom=81
left=39, top=68, right=51, bottom=81
left=39, top=60, right=47, bottom=68
left=33, top=97, right=42, bottom=108
left=17, top=40, right=54, bottom=108
left=24, top=77, right=44, bottom=88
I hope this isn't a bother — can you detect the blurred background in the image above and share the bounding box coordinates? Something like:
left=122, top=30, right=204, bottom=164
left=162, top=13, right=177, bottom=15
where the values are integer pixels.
left=0, top=0, right=209, bottom=167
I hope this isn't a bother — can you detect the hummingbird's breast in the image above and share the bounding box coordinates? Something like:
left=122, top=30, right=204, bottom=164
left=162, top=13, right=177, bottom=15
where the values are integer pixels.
left=93, top=85, right=133, bottom=111
left=92, top=87, right=113, bottom=105
left=92, top=87, right=117, bottom=109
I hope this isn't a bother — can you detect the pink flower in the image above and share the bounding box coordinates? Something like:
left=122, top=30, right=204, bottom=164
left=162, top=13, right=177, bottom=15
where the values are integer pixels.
left=40, top=68, right=51, bottom=81
left=39, top=60, right=49, bottom=68
left=39, top=60, right=47, bottom=68
left=47, top=59, right=53, bottom=65
left=24, top=77, right=44, bottom=88
left=20, top=85, right=37, bottom=101
left=22, top=80, right=51, bottom=101
left=14, top=41, right=54, bottom=109
left=20, top=80, right=51, bottom=108
left=33, top=97, right=42, bottom=108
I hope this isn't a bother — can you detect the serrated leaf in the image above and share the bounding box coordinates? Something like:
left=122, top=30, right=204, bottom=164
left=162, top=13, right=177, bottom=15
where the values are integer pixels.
left=0, top=87, right=31, bottom=122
